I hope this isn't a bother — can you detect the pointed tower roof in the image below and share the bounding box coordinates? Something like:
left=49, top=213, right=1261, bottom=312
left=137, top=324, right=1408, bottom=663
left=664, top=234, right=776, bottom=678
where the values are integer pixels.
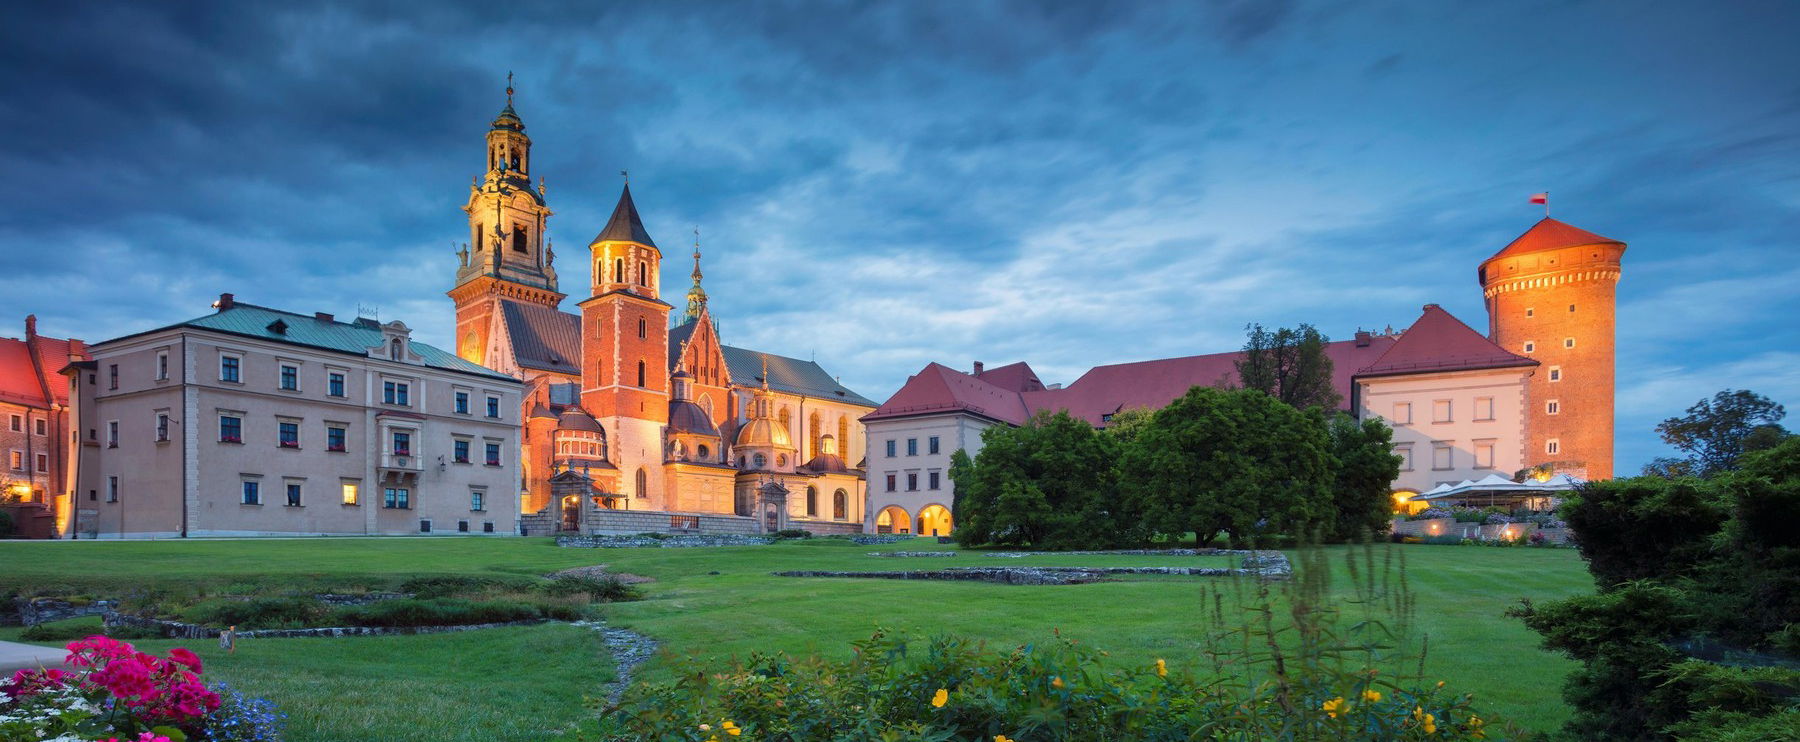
left=1354, top=305, right=1537, bottom=378
left=684, top=227, right=708, bottom=323
left=593, top=185, right=656, bottom=247
left=1484, top=218, right=1622, bottom=263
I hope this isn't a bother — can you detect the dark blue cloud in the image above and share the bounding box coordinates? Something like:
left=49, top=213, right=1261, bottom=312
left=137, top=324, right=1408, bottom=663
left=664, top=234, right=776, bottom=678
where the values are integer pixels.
left=2, top=0, right=1797, bottom=473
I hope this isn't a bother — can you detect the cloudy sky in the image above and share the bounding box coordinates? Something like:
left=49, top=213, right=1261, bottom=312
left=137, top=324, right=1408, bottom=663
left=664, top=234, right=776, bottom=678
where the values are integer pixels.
left=4, top=1, right=1796, bottom=471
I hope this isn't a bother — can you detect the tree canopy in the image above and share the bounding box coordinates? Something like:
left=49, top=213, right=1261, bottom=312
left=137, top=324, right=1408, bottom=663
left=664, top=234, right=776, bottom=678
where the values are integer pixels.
left=1652, top=388, right=1788, bottom=476
left=1235, top=323, right=1341, bottom=410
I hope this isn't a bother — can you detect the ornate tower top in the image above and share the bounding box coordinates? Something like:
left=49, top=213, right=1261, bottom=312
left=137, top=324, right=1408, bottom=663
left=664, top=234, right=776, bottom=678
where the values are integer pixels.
left=684, top=226, right=709, bottom=323
left=450, top=74, right=560, bottom=304
left=588, top=184, right=664, bottom=300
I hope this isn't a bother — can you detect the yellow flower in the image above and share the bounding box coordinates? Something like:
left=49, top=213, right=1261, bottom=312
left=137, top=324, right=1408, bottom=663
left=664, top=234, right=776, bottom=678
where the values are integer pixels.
left=1154, top=658, right=1167, bottom=678
left=1470, top=715, right=1486, bottom=739
left=1322, top=697, right=1346, bottom=718
left=1435, top=680, right=1445, bottom=689
left=1411, top=707, right=1436, bottom=734
left=1362, top=688, right=1382, bottom=703
left=1423, top=714, right=1436, bottom=734
left=1051, top=676, right=1064, bottom=689
left=995, top=736, right=1013, bottom=742
left=931, top=688, right=949, bottom=708
left=722, top=719, right=741, bottom=736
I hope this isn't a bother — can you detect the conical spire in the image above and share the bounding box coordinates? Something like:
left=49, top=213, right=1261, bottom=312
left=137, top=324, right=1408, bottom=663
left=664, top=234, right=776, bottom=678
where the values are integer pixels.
left=592, top=184, right=656, bottom=247
left=684, top=226, right=709, bottom=323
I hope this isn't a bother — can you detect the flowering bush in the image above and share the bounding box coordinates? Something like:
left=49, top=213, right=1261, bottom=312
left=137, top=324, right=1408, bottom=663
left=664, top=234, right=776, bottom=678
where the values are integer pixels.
left=0, top=636, right=219, bottom=741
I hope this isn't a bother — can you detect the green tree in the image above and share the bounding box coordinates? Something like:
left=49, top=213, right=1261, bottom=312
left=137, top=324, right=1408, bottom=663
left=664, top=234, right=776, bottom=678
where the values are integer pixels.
left=1235, top=323, right=1341, bottom=410
left=1654, top=389, right=1788, bottom=476
left=1099, top=406, right=1155, bottom=443
left=1121, top=387, right=1332, bottom=548
left=949, top=411, right=1120, bottom=549
left=1324, top=412, right=1402, bottom=542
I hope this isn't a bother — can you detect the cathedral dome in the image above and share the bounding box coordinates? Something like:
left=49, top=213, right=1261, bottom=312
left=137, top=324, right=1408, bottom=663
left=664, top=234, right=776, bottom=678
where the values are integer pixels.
left=528, top=403, right=557, bottom=420
left=557, top=408, right=604, bottom=434
left=734, top=417, right=793, bottom=449
left=800, top=453, right=849, bottom=473
left=667, top=400, right=718, bottom=437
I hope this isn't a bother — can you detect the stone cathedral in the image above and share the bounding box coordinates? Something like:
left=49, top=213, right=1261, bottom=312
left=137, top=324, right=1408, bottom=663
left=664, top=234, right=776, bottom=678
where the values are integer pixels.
left=447, top=85, right=875, bottom=534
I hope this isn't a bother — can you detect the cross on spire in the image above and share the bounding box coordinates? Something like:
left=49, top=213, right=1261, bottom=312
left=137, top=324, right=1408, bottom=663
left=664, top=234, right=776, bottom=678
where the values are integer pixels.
left=505, top=71, right=514, bottom=104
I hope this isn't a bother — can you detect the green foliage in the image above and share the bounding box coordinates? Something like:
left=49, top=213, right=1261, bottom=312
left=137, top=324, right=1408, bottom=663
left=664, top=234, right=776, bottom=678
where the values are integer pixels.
left=771, top=528, right=813, bottom=540
left=333, top=597, right=584, bottom=627
left=951, top=411, right=1122, bottom=549
left=183, top=596, right=333, bottom=629
left=1121, top=387, right=1331, bottom=548
left=1236, top=322, right=1342, bottom=410
left=541, top=574, right=641, bottom=603
left=1654, top=388, right=1788, bottom=477
left=1517, top=437, right=1800, bottom=739
left=1098, top=405, right=1155, bottom=443
left=1325, top=412, right=1403, bottom=542
left=398, top=574, right=541, bottom=598
left=0, top=508, right=13, bottom=537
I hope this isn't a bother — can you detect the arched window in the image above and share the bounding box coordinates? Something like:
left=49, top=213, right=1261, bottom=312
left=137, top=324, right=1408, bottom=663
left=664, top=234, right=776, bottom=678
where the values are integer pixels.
left=510, top=153, right=520, bottom=171
left=512, top=225, right=527, bottom=253
left=637, top=318, right=646, bottom=339
left=753, top=453, right=767, bottom=469
left=838, top=416, right=849, bottom=458
left=778, top=406, right=791, bottom=430
left=634, top=468, right=647, bottom=499
left=734, top=487, right=751, bottom=516
left=808, top=411, right=822, bottom=459
left=638, top=261, right=647, bottom=286
left=832, top=489, right=847, bottom=520
left=613, top=258, right=624, bottom=284
left=806, top=486, right=818, bottom=516
left=696, top=443, right=710, bottom=461
left=475, top=231, right=484, bottom=252
left=636, top=361, right=647, bottom=387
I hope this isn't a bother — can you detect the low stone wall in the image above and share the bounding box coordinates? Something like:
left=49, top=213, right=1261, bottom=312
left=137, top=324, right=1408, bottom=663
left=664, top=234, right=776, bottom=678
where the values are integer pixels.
left=1391, top=518, right=1454, bottom=537
left=558, top=533, right=775, bottom=548
left=6, top=598, right=118, bottom=627
left=584, top=510, right=764, bottom=536
left=849, top=534, right=915, bottom=545
left=985, top=548, right=1224, bottom=558
left=313, top=593, right=410, bottom=607
left=779, top=552, right=1292, bottom=585
left=103, top=612, right=547, bottom=639
left=870, top=551, right=959, bottom=557
left=788, top=519, right=865, bottom=536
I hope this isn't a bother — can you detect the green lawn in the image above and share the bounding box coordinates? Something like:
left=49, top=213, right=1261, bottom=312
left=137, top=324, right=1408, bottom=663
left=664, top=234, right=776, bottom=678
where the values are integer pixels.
left=0, top=537, right=1593, bottom=738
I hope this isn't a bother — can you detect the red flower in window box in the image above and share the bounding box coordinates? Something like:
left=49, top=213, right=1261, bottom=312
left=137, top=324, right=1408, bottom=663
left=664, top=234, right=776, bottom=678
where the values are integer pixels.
left=219, top=435, right=242, bottom=444
left=486, top=458, right=501, bottom=467
left=395, top=448, right=411, bottom=457
left=279, top=441, right=299, bottom=448
left=327, top=444, right=347, bottom=452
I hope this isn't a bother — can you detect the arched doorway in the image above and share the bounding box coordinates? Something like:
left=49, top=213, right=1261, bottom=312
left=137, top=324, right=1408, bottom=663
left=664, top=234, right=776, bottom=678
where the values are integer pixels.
left=876, top=505, right=912, bottom=534
left=560, top=495, right=580, bottom=531
left=916, top=504, right=953, bottom=536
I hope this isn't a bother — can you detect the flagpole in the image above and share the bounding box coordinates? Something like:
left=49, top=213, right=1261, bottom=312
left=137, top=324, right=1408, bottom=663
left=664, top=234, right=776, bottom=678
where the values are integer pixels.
left=1544, top=191, right=1550, bottom=217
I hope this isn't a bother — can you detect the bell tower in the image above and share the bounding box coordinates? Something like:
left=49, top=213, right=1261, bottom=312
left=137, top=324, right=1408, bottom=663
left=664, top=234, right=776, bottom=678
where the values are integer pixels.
left=448, top=75, right=563, bottom=370
left=1480, top=217, right=1624, bottom=480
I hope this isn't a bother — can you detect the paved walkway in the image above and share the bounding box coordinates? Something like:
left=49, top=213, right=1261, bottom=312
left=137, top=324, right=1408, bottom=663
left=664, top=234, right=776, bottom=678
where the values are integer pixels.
left=0, top=639, right=67, bottom=674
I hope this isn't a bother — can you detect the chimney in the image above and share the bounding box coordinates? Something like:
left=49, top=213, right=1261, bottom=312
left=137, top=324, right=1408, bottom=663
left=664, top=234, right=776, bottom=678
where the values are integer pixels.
left=215, top=293, right=235, bottom=310
left=972, top=361, right=984, bottom=375
left=24, top=314, right=36, bottom=339
left=315, top=312, right=335, bottom=323
left=1422, top=303, right=1439, bottom=311
left=1354, top=330, right=1372, bottom=347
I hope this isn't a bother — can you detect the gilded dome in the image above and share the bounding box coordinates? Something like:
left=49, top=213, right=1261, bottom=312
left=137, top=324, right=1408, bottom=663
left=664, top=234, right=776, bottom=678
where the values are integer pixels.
left=734, top=417, right=793, bottom=449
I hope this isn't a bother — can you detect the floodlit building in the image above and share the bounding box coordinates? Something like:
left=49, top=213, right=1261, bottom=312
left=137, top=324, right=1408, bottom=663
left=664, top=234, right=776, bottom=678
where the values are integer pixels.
left=66, top=295, right=523, bottom=537
left=0, top=316, right=86, bottom=538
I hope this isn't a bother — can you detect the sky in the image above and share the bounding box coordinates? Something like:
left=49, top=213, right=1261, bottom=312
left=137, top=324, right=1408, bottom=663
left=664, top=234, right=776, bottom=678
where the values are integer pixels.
left=3, top=1, right=1797, bottom=473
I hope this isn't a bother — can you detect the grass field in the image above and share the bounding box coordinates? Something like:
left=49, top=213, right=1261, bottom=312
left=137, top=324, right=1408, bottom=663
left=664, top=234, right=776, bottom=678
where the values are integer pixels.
left=0, top=537, right=1593, bottom=739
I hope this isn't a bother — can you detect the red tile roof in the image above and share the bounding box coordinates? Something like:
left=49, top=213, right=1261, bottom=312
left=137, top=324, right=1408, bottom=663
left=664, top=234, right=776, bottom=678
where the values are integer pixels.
left=975, top=362, right=1045, bottom=392
left=1354, top=305, right=1536, bottom=378
left=0, top=319, right=83, bottom=408
left=862, top=362, right=1033, bottom=424
left=1484, top=218, right=1622, bottom=263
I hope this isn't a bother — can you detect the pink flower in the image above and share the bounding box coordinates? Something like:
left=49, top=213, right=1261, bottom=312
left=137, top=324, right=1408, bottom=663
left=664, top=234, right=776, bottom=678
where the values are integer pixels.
left=91, top=656, right=157, bottom=700
left=166, top=647, right=203, bottom=673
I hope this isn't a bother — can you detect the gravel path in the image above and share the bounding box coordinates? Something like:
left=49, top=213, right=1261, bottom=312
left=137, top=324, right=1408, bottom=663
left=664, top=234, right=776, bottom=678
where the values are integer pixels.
left=573, top=620, right=659, bottom=705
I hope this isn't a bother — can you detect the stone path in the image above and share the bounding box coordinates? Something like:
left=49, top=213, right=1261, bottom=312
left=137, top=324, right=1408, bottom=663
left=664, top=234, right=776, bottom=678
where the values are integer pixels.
left=573, top=620, right=659, bottom=705
left=779, top=551, right=1292, bottom=585
left=0, top=639, right=67, bottom=675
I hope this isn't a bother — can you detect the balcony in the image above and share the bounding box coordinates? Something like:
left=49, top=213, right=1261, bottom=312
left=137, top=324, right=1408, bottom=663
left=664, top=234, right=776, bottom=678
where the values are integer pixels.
left=381, top=452, right=423, bottom=472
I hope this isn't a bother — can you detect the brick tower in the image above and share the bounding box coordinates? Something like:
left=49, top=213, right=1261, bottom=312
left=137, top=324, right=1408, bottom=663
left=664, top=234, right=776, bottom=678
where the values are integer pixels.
left=1479, top=218, right=1625, bottom=479
left=579, top=184, right=671, bottom=503
left=447, top=78, right=562, bottom=371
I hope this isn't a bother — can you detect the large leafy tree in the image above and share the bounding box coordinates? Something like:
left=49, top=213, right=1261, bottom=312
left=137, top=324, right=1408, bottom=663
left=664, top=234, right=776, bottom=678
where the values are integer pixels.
left=1121, top=387, right=1332, bottom=548
left=949, top=411, right=1119, bottom=549
left=1235, top=323, right=1341, bottom=411
left=1653, top=389, right=1788, bottom=476
left=1324, top=412, right=1402, bottom=542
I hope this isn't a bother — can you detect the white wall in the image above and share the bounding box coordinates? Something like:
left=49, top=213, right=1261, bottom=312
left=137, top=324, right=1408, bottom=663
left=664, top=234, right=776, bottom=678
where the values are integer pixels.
left=1358, top=367, right=1531, bottom=496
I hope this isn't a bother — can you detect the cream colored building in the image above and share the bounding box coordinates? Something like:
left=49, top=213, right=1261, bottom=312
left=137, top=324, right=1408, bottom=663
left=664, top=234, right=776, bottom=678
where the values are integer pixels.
left=68, top=294, right=522, bottom=538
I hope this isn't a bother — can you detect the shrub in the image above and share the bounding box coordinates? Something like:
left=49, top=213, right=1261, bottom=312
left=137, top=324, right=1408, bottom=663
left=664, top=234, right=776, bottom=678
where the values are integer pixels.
left=541, top=574, right=641, bottom=603
left=183, top=597, right=331, bottom=629
left=397, top=574, right=539, bottom=598
left=771, top=528, right=812, bottom=540
left=20, top=621, right=101, bottom=642
left=331, top=598, right=582, bottom=628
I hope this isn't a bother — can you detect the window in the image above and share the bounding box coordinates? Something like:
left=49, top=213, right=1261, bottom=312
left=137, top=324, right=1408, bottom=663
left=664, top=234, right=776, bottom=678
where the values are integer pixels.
left=156, top=413, right=170, bottom=442
left=638, top=261, right=647, bottom=286
left=1474, top=397, right=1495, bottom=421
left=485, top=442, right=501, bottom=467
left=279, top=364, right=299, bottom=391
left=342, top=482, right=359, bottom=506
left=392, top=431, right=411, bottom=456
left=906, top=438, right=918, bottom=456
left=454, top=391, right=469, bottom=414
left=1432, top=400, right=1452, bottom=423
left=928, top=471, right=941, bottom=490
left=383, top=381, right=410, bottom=405
left=7, top=451, right=20, bottom=471
left=753, top=453, right=767, bottom=469
left=1392, top=402, right=1412, bottom=425
left=885, top=473, right=896, bottom=492
left=7, top=414, right=18, bottom=432
left=637, top=318, right=646, bottom=339
left=278, top=422, right=299, bottom=448
left=383, top=487, right=410, bottom=509
left=928, top=436, right=940, bottom=455
left=1568, top=304, right=1576, bottom=313
left=1564, top=337, right=1576, bottom=349
left=1525, top=307, right=1534, bottom=318
left=286, top=483, right=302, bottom=507
left=906, top=472, right=918, bottom=491
left=328, top=372, right=346, bottom=397
left=613, top=258, right=624, bottom=284
left=107, top=476, right=119, bottom=503
left=220, top=415, right=242, bottom=443
left=833, top=490, right=847, bottom=520
left=458, top=520, right=470, bottom=533
left=484, top=522, right=495, bottom=533
left=108, top=364, right=118, bottom=390
left=470, top=490, right=486, bottom=512
left=453, top=439, right=470, bottom=463
left=512, top=225, right=527, bottom=253
left=35, top=452, right=48, bottom=472
left=220, top=355, right=240, bottom=382
left=326, top=426, right=346, bottom=452
left=1523, top=341, right=1535, bottom=354
left=155, top=351, right=169, bottom=381
left=634, top=468, right=648, bottom=499
left=1432, top=442, right=1453, bottom=470
left=1546, top=400, right=1561, bottom=415
left=107, top=420, right=118, bottom=448
left=806, top=486, right=818, bottom=516
left=636, top=361, right=646, bottom=387
left=1548, top=366, right=1562, bottom=382
left=885, top=440, right=896, bottom=457
left=1546, top=439, right=1561, bottom=455
left=33, top=418, right=45, bottom=436
left=241, top=480, right=261, bottom=505
left=1475, top=441, right=1496, bottom=469
left=486, top=396, right=500, bottom=418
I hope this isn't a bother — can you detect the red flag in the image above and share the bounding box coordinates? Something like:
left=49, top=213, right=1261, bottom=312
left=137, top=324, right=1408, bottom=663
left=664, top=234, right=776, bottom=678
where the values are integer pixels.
left=1529, top=192, right=1549, bottom=205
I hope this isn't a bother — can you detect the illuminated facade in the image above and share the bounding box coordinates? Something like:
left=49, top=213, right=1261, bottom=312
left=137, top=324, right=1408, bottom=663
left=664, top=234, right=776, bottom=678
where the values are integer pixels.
left=447, top=85, right=874, bottom=534
left=0, top=316, right=85, bottom=538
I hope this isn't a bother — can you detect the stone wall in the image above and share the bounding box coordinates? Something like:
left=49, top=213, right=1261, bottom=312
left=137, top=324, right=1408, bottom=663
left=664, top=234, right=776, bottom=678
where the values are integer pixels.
left=583, top=509, right=763, bottom=536
left=103, top=612, right=546, bottom=639
left=787, top=519, right=864, bottom=536
left=5, top=598, right=118, bottom=627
